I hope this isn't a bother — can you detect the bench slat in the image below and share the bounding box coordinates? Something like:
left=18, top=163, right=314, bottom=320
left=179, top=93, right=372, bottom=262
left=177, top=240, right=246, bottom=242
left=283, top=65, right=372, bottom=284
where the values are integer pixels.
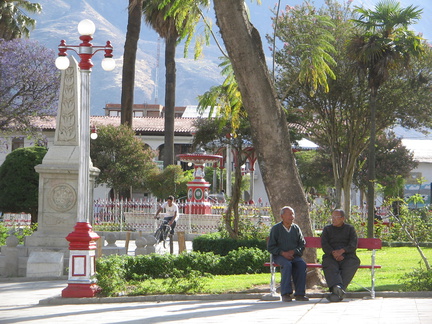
left=304, top=236, right=382, bottom=250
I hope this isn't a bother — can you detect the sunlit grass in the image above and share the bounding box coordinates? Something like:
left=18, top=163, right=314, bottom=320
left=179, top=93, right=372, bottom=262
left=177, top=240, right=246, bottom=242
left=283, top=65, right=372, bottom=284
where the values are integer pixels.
left=121, top=247, right=432, bottom=295
left=207, top=247, right=432, bottom=293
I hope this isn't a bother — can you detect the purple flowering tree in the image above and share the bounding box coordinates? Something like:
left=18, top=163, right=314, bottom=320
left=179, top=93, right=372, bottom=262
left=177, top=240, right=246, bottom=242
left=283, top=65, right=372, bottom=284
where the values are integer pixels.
left=0, top=38, right=60, bottom=132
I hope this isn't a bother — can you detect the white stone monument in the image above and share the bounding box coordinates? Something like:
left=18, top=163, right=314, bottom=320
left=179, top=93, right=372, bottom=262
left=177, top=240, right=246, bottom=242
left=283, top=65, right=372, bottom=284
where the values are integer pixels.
left=23, top=57, right=100, bottom=276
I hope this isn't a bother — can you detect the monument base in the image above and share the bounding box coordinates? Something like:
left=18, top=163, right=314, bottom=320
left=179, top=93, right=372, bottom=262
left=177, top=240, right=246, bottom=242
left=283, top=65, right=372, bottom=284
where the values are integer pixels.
left=62, top=283, right=101, bottom=298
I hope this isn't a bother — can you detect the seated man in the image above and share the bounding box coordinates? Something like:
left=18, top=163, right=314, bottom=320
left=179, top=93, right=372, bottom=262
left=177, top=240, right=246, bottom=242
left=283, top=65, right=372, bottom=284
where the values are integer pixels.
left=267, top=206, right=309, bottom=302
left=321, top=209, right=360, bottom=302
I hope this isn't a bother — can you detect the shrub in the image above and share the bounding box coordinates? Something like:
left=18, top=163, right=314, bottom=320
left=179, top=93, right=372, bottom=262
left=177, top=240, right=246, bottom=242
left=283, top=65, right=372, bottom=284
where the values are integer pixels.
left=400, top=268, right=432, bottom=291
left=217, top=247, right=267, bottom=275
left=0, top=223, right=37, bottom=246
left=95, top=247, right=269, bottom=296
left=193, top=233, right=267, bottom=255
left=95, top=255, right=128, bottom=296
left=0, top=146, right=47, bottom=224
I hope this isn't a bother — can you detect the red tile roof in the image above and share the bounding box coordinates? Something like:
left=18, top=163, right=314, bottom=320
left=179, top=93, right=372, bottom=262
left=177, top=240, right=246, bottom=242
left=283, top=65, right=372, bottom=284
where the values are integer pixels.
left=31, top=116, right=197, bottom=135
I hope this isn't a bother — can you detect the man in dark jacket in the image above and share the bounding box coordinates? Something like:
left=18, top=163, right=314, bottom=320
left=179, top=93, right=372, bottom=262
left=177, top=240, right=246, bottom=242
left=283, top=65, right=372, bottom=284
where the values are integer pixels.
left=321, top=209, right=360, bottom=302
left=267, top=206, right=308, bottom=302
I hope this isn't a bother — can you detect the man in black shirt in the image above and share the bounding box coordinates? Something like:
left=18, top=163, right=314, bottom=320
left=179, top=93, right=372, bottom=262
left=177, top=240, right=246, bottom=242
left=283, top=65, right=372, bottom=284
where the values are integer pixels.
left=321, top=209, right=360, bottom=302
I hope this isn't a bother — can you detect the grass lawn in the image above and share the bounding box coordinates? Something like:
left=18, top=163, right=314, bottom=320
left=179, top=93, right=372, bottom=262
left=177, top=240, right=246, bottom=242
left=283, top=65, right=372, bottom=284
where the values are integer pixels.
left=260, top=247, right=432, bottom=291
left=127, top=246, right=432, bottom=295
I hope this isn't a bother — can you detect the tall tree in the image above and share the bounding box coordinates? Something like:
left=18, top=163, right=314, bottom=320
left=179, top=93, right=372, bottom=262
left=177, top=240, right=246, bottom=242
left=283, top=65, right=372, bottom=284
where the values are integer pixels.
left=0, top=0, right=41, bottom=40
left=212, top=0, right=325, bottom=286
left=196, top=57, right=248, bottom=239
left=121, top=0, right=144, bottom=127
left=90, top=124, right=157, bottom=199
left=348, top=0, right=424, bottom=237
left=211, top=0, right=308, bottom=246
left=274, top=0, right=432, bottom=216
left=142, top=0, right=209, bottom=168
left=0, top=38, right=59, bottom=132
left=143, top=0, right=177, bottom=168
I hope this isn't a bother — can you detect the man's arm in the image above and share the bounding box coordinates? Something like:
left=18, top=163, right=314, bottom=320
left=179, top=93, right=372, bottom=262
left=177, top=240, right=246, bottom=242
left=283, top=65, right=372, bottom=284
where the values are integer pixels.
left=155, top=204, right=164, bottom=218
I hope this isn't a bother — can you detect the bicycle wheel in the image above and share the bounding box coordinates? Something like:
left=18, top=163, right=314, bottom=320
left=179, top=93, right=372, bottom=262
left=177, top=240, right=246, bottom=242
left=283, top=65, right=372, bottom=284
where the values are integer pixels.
left=154, top=226, right=163, bottom=243
left=161, top=224, right=171, bottom=248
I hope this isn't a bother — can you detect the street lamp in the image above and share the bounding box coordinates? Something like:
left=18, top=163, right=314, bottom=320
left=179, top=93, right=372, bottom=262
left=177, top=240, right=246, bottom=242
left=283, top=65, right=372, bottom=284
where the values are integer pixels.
left=55, top=19, right=115, bottom=298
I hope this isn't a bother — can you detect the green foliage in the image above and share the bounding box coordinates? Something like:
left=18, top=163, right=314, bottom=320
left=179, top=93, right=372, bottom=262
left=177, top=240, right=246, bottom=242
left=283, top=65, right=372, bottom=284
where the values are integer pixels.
left=353, top=132, right=418, bottom=195
left=145, top=165, right=192, bottom=199
left=216, top=247, right=267, bottom=275
left=90, top=124, right=157, bottom=197
left=0, top=146, right=47, bottom=222
left=95, top=247, right=268, bottom=296
left=94, top=254, right=128, bottom=296
left=0, top=223, right=8, bottom=246
left=294, top=150, right=333, bottom=195
left=192, top=233, right=267, bottom=255
left=401, top=268, right=432, bottom=291
left=0, top=223, right=37, bottom=246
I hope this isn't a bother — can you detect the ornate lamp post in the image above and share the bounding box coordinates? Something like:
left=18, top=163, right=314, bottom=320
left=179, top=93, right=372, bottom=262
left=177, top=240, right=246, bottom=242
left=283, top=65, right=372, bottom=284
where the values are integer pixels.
left=55, top=19, right=115, bottom=298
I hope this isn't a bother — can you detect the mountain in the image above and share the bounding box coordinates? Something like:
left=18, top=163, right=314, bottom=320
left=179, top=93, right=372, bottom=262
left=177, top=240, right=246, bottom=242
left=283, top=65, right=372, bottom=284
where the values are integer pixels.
left=28, top=0, right=432, bottom=115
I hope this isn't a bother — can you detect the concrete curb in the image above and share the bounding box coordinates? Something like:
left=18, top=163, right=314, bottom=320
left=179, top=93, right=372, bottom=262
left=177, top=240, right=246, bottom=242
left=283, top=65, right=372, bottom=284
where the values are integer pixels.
left=39, top=290, right=432, bottom=306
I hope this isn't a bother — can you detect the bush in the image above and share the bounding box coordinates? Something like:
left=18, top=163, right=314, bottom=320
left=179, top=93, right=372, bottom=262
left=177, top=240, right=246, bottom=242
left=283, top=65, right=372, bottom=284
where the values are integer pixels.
left=95, top=247, right=269, bottom=296
left=0, top=223, right=37, bottom=246
left=193, top=232, right=267, bottom=255
left=400, top=268, right=432, bottom=291
left=0, top=146, right=47, bottom=224
left=216, top=247, right=267, bottom=275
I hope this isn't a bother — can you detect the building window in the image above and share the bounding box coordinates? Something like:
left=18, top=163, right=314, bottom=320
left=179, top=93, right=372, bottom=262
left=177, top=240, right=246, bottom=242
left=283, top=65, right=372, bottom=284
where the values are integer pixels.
left=12, top=137, right=24, bottom=151
left=109, top=110, right=120, bottom=117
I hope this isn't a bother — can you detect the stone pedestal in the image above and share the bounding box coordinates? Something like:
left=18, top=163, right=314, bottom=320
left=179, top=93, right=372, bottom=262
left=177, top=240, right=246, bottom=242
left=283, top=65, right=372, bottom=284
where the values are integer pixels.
left=22, top=57, right=99, bottom=277
left=27, top=251, right=64, bottom=277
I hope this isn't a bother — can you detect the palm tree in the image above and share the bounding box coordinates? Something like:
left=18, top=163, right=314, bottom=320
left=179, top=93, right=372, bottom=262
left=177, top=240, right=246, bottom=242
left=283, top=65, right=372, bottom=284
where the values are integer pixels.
left=0, top=0, right=41, bottom=40
left=347, top=0, right=424, bottom=237
left=142, top=0, right=209, bottom=168
left=121, top=0, right=144, bottom=127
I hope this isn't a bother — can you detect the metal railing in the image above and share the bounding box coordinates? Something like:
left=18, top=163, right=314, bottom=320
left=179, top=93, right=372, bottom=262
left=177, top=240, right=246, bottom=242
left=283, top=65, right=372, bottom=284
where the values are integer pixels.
left=92, top=198, right=272, bottom=233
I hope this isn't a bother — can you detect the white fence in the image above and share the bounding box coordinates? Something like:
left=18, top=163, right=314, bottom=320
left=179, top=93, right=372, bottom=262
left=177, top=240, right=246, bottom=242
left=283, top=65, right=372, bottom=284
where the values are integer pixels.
left=1, top=213, right=31, bottom=227
left=93, top=198, right=272, bottom=233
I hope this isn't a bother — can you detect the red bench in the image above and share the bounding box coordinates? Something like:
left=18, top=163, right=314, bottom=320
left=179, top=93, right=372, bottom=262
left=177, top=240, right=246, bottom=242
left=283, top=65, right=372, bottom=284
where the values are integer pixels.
left=265, top=236, right=382, bottom=298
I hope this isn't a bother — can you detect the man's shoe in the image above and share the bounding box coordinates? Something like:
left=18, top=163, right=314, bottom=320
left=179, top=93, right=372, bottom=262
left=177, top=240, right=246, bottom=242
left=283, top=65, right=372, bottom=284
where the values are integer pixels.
left=295, top=295, right=309, bottom=301
left=332, top=285, right=345, bottom=301
left=325, top=293, right=341, bottom=302
left=281, top=294, right=292, bottom=302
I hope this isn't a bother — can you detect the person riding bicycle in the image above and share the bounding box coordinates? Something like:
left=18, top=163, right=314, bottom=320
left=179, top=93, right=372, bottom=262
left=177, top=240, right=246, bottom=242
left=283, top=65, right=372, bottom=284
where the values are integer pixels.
left=154, top=195, right=179, bottom=237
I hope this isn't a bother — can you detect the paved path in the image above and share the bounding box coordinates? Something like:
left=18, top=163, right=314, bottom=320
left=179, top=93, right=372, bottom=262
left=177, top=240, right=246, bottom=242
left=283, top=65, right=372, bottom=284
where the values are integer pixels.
left=0, top=280, right=431, bottom=324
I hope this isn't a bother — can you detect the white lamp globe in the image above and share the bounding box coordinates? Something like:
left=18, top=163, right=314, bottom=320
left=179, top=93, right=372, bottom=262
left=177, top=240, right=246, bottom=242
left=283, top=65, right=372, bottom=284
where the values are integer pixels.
left=78, top=19, right=96, bottom=36
left=90, top=132, right=98, bottom=140
left=55, top=56, right=70, bottom=70
left=101, top=57, right=116, bottom=71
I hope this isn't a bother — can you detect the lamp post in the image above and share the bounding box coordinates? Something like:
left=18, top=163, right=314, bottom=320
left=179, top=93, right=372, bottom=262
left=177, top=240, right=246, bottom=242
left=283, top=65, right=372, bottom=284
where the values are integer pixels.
left=55, top=19, right=115, bottom=298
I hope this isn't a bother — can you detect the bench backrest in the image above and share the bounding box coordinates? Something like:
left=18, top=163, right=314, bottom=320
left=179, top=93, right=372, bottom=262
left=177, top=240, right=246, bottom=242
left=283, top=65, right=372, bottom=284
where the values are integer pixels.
left=304, top=236, right=382, bottom=250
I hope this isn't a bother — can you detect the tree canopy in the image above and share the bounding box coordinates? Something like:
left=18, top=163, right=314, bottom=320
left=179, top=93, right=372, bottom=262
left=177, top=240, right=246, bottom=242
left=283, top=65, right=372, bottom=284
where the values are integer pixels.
left=0, top=0, right=41, bottom=40
left=89, top=124, right=157, bottom=198
left=273, top=0, right=432, bottom=216
left=0, top=38, right=59, bottom=133
left=0, top=146, right=47, bottom=224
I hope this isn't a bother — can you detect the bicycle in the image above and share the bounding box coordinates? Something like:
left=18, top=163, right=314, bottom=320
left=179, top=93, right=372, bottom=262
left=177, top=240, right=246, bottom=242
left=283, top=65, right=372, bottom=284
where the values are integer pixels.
left=154, top=217, right=172, bottom=248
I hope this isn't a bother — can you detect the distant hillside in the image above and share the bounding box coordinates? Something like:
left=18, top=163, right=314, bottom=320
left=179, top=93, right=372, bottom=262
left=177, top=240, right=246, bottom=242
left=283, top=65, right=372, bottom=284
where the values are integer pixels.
left=28, top=0, right=432, bottom=115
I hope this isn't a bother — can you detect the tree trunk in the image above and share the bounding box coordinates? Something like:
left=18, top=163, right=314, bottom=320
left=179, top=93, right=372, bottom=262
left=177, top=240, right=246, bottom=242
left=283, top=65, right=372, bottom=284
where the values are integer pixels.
left=163, top=33, right=177, bottom=168
left=367, top=87, right=377, bottom=238
left=121, top=0, right=143, bottom=127
left=213, top=0, right=322, bottom=286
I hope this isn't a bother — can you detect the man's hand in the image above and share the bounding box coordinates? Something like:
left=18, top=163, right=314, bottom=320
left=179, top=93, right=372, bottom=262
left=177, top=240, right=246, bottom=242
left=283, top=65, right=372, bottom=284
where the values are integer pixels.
left=332, top=249, right=345, bottom=261
left=281, top=250, right=295, bottom=260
